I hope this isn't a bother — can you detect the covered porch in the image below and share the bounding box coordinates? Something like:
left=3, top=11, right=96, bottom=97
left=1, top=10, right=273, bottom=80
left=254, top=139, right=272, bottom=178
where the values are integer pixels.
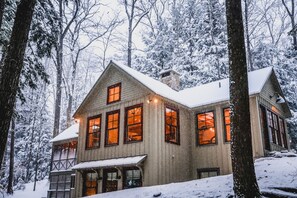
left=72, top=155, right=147, bottom=197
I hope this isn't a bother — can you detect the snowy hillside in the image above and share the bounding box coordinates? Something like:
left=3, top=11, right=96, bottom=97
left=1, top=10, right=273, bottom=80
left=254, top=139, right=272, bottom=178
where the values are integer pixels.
left=4, top=152, right=297, bottom=198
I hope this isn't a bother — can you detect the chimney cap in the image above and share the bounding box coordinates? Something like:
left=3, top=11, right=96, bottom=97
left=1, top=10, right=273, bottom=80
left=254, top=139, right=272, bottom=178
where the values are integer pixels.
left=159, top=68, right=181, bottom=76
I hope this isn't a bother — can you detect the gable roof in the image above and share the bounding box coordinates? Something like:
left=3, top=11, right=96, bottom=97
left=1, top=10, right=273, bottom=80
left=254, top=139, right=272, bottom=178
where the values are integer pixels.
left=74, top=60, right=284, bottom=117
left=113, top=61, right=273, bottom=108
left=50, top=123, right=79, bottom=143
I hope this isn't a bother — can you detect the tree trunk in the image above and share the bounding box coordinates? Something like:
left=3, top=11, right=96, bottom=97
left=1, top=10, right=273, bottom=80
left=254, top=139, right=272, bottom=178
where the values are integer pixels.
left=0, top=0, right=36, bottom=169
left=53, top=0, right=63, bottom=137
left=225, top=0, right=261, bottom=197
left=127, top=19, right=133, bottom=67
left=244, top=0, right=253, bottom=71
left=0, top=0, right=5, bottom=30
left=7, top=115, right=15, bottom=194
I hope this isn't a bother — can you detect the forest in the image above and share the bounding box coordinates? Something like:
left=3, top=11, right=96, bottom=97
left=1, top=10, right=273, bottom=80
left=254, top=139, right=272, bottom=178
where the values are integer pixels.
left=0, top=0, right=296, bottom=194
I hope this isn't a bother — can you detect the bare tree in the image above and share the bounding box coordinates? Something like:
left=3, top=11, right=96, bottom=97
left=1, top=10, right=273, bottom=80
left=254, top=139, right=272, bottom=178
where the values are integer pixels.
left=7, top=112, right=15, bottom=194
left=122, top=0, right=155, bottom=67
left=50, top=0, right=79, bottom=137
left=225, top=0, right=261, bottom=197
left=282, top=0, right=296, bottom=50
left=0, top=0, right=36, bottom=169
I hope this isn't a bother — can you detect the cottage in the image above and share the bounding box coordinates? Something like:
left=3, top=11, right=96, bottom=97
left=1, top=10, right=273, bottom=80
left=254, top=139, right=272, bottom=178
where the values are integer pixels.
left=48, top=61, right=291, bottom=198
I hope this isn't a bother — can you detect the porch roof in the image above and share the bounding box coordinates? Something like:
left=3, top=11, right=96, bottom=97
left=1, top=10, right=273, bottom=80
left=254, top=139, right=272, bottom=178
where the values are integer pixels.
left=72, top=155, right=147, bottom=170
left=50, top=123, right=79, bottom=143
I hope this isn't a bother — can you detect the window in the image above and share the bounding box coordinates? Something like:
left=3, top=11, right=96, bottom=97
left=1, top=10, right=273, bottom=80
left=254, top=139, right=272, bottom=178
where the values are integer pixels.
left=107, top=83, right=121, bottom=104
left=165, top=106, right=179, bottom=144
left=86, top=115, right=101, bottom=149
left=125, top=104, right=143, bottom=143
left=223, top=108, right=231, bottom=142
left=197, top=168, right=220, bottom=179
left=84, top=172, right=98, bottom=196
left=197, top=111, right=216, bottom=145
left=105, top=110, right=120, bottom=146
left=267, top=109, right=288, bottom=148
left=123, top=168, right=142, bottom=189
left=49, top=174, right=71, bottom=198
left=279, top=118, right=288, bottom=148
left=52, top=141, right=77, bottom=171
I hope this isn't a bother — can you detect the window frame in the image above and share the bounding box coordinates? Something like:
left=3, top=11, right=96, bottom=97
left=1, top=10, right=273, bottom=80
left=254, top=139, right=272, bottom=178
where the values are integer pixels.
left=223, top=107, right=231, bottom=143
left=197, top=168, right=220, bottom=179
left=105, top=110, right=120, bottom=147
left=86, top=115, right=102, bottom=149
left=164, top=105, right=180, bottom=145
left=122, top=167, right=142, bottom=189
left=196, top=110, right=217, bottom=146
left=124, top=104, right=143, bottom=144
left=107, top=83, right=121, bottom=104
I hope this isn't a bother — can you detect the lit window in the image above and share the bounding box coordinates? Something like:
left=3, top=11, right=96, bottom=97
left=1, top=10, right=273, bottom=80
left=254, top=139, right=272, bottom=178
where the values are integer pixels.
left=86, top=116, right=101, bottom=149
left=223, top=108, right=231, bottom=142
left=165, top=106, right=179, bottom=144
left=197, top=168, right=219, bottom=179
left=197, top=111, right=216, bottom=145
left=123, top=168, right=142, bottom=189
left=107, top=83, right=121, bottom=104
left=105, top=110, right=120, bottom=146
left=125, top=105, right=143, bottom=143
left=83, top=172, right=98, bottom=196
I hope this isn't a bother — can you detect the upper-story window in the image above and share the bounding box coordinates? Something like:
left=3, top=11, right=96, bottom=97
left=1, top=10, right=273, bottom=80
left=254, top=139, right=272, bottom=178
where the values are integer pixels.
left=107, top=83, right=121, bottom=104
left=165, top=106, right=180, bottom=144
left=52, top=141, right=77, bottom=171
left=86, top=115, right=101, bottom=149
left=125, top=104, right=143, bottom=143
left=105, top=110, right=120, bottom=146
left=223, top=108, right=231, bottom=142
left=197, top=111, right=216, bottom=145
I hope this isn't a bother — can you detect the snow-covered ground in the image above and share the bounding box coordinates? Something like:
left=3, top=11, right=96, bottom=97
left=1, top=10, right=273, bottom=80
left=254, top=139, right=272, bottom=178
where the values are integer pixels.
left=2, top=179, right=48, bottom=198
left=4, top=152, right=297, bottom=198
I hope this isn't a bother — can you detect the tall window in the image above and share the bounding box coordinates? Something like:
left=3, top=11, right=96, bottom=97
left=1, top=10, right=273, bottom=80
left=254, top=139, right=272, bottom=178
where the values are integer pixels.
left=107, top=83, right=121, bottom=104
left=123, top=168, right=142, bottom=189
left=165, top=106, right=179, bottom=144
left=223, top=108, right=231, bottom=142
left=105, top=110, right=120, bottom=146
left=84, top=172, right=98, bottom=196
left=197, top=111, right=216, bottom=145
left=125, top=104, right=143, bottom=143
left=279, top=118, right=288, bottom=148
left=267, top=111, right=276, bottom=144
left=49, top=174, right=71, bottom=198
left=86, top=115, right=101, bottom=149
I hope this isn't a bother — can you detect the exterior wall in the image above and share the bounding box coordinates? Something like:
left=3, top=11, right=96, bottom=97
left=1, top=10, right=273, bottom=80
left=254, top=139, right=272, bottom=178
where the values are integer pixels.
left=259, top=76, right=291, bottom=151
left=74, top=66, right=192, bottom=197
left=190, top=96, right=265, bottom=177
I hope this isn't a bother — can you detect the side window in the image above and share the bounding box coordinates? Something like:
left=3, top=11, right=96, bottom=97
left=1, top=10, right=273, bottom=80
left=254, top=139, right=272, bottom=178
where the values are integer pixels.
left=107, top=83, right=121, bottom=104
left=125, top=104, right=143, bottom=143
left=197, top=168, right=220, bottom=179
left=105, top=110, right=120, bottom=146
left=197, top=111, right=216, bottom=145
left=223, top=108, right=231, bottom=142
left=165, top=106, right=180, bottom=144
left=86, top=115, right=101, bottom=149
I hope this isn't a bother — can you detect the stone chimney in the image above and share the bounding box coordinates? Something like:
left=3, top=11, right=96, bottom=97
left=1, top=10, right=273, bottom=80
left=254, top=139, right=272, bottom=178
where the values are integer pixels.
left=159, top=69, right=180, bottom=91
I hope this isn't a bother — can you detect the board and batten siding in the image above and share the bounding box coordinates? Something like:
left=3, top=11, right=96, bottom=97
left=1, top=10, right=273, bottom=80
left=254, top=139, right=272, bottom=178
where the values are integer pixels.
left=74, top=65, right=192, bottom=196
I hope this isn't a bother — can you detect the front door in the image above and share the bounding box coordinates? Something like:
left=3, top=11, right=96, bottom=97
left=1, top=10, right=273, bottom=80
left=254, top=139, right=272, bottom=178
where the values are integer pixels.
left=103, top=169, right=118, bottom=193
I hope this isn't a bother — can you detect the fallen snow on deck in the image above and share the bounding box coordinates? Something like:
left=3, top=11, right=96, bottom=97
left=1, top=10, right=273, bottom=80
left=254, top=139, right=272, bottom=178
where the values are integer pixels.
left=72, top=155, right=147, bottom=170
left=50, top=123, right=79, bottom=143
left=113, top=61, right=273, bottom=108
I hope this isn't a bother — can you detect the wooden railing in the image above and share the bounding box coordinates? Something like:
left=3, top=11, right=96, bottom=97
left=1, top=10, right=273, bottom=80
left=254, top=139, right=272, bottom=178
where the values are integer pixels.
left=52, top=158, right=76, bottom=171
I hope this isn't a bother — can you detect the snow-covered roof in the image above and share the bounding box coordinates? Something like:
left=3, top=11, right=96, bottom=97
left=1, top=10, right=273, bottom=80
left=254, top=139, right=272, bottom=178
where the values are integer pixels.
left=50, top=123, right=79, bottom=143
left=113, top=61, right=273, bottom=108
left=72, top=155, right=147, bottom=170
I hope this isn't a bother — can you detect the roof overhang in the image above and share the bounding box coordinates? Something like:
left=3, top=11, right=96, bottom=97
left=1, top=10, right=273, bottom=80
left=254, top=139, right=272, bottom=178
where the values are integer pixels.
left=72, top=155, right=147, bottom=170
